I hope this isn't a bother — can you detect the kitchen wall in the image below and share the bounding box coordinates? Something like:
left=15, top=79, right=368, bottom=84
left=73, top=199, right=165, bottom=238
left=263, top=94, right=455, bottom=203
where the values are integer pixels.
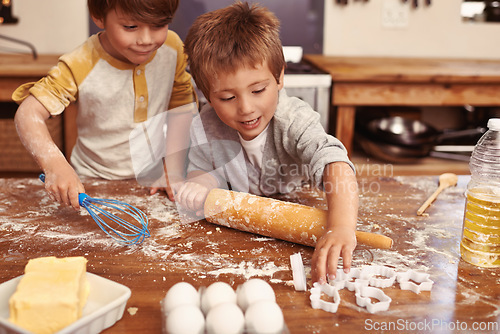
left=1, top=0, right=88, bottom=55
left=2, top=0, right=499, bottom=60
left=323, top=0, right=500, bottom=59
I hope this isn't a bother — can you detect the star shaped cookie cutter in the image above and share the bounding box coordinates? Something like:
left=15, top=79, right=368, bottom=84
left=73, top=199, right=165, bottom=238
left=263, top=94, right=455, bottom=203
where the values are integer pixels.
left=397, top=269, right=434, bottom=294
left=363, top=265, right=397, bottom=288
left=330, top=265, right=396, bottom=290
left=329, top=267, right=369, bottom=291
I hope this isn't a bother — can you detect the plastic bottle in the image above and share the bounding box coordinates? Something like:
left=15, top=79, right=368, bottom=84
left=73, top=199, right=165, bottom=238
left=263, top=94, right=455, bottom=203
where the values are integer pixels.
left=460, top=118, right=500, bottom=267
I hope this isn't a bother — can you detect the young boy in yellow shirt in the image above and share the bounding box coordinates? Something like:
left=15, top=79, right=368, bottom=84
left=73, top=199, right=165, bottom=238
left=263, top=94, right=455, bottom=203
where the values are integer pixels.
left=177, top=1, right=359, bottom=284
left=13, top=0, right=196, bottom=210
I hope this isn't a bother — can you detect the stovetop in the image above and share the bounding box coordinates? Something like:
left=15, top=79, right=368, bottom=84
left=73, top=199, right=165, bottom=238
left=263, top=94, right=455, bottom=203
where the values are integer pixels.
left=285, top=61, right=326, bottom=75
left=284, top=61, right=331, bottom=88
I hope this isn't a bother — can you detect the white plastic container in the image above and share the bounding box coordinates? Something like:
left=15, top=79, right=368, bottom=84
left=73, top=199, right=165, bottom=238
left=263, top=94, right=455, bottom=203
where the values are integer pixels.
left=460, top=118, right=500, bottom=267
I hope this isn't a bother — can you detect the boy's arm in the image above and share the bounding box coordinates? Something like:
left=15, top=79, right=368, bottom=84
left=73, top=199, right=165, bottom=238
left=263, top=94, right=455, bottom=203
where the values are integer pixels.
left=166, top=31, right=197, bottom=110
left=150, top=108, right=194, bottom=200
left=311, top=161, right=358, bottom=284
left=15, top=95, right=84, bottom=210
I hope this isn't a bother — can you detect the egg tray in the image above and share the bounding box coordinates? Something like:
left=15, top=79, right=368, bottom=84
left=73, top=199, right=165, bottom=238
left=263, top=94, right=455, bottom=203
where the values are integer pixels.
left=307, top=264, right=433, bottom=314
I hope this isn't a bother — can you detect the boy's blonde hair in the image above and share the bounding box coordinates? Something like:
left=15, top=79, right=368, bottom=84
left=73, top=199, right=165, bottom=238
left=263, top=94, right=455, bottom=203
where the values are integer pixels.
left=88, top=0, right=179, bottom=27
left=184, top=1, right=286, bottom=101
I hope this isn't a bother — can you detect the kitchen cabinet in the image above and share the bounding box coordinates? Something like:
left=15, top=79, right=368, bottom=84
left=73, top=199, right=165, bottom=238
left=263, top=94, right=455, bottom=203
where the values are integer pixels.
left=304, top=55, right=500, bottom=154
left=0, top=53, right=77, bottom=171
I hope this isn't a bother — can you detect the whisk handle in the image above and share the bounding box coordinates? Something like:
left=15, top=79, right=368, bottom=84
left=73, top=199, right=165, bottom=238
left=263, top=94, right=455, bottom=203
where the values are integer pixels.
left=39, top=173, right=88, bottom=206
left=79, top=193, right=89, bottom=206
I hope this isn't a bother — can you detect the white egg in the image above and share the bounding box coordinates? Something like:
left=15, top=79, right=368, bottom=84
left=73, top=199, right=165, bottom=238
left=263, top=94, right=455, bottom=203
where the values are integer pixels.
left=165, top=304, right=205, bottom=334
left=163, top=282, right=200, bottom=314
left=201, top=282, right=236, bottom=314
left=245, top=300, right=284, bottom=334
left=236, top=278, right=275, bottom=311
left=206, top=302, right=245, bottom=334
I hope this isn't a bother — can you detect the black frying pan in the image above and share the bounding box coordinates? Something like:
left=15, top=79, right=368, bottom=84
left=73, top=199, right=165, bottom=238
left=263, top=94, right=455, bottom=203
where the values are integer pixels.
left=364, top=117, right=485, bottom=148
left=358, top=117, right=485, bottom=162
left=357, top=135, right=428, bottom=163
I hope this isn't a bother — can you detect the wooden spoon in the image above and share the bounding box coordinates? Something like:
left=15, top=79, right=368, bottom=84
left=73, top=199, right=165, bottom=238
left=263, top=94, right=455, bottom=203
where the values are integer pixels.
left=417, top=173, right=458, bottom=216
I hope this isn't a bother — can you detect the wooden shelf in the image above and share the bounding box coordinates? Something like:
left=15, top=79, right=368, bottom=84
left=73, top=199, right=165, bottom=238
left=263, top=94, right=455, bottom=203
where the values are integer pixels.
left=351, top=149, right=470, bottom=177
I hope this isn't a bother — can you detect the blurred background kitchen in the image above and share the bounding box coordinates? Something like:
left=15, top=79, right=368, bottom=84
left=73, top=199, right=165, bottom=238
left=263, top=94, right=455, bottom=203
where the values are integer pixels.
left=2, top=0, right=500, bottom=176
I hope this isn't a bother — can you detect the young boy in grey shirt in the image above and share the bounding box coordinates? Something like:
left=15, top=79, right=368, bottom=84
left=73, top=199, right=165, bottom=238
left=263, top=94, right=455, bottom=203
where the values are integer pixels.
left=176, top=1, right=359, bottom=284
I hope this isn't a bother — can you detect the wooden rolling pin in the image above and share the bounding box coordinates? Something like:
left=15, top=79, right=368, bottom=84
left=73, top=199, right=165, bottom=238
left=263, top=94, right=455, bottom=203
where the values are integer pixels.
left=204, top=189, right=393, bottom=249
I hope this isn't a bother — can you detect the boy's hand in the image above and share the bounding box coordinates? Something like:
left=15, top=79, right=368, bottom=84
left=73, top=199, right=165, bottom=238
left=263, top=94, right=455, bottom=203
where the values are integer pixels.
left=310, top=227, right=357, bottom=284
left=174, top=181, right=211, bottom=216
left=150, top=185, right=174, bottom=201
left=43, top=162, right=85, bottom=211
left=150, top=174, right=184, bottom=202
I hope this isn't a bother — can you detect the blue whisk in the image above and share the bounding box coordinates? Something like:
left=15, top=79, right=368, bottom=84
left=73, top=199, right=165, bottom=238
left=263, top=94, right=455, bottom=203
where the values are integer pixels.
left=39, top=174, right=150, bottom=245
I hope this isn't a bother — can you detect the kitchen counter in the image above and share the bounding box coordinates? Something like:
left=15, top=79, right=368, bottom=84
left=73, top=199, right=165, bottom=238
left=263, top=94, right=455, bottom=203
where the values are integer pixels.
left=303, top=55, right=500, bottom=154
left=0, top=54, right=77, bottom=159
left=0, top=175, right=498, bottom=333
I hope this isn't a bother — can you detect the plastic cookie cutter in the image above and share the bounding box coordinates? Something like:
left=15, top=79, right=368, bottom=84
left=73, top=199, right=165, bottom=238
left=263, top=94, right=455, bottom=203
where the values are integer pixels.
left=309, top=282, right=341, bottom=313
left=309, top=265, right=431, bottom=314
left=397, top=270, right=434, bottom=294
left=289, top=253, right=307, bottom=291
left=354, top=285, right=392, bottom=314
left=361, top=265, right=397, bottom=288
left=330, top=268, right=370, bottom=291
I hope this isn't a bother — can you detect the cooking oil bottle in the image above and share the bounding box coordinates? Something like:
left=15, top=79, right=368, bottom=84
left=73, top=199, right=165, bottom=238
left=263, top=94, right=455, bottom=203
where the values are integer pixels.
left=460, top=118, right=500, bottom=267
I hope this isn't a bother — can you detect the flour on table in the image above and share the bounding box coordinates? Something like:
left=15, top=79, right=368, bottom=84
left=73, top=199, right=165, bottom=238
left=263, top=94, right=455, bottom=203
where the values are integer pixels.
left=207, top=261, right=289, bottom=280
left=0, top=177, right=465, bottom=286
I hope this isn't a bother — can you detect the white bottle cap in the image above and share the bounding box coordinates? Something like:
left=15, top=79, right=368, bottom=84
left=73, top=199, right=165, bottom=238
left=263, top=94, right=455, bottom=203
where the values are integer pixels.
left=487, top=118, right=500, bottom=130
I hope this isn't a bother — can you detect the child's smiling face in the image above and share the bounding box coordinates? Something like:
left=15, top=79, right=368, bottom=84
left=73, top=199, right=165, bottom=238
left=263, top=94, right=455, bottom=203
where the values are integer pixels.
left=94, top=8, right=169, bottom=65
left=208, top=62, right=284, bottom=141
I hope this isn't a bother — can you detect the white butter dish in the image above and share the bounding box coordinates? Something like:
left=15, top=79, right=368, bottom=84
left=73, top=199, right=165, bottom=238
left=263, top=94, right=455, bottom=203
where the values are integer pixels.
left=0, top=273, right=131, bottom=334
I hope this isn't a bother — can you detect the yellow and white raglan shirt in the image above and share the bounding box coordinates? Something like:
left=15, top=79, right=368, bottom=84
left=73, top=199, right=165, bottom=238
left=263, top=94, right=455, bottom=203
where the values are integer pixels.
left=12, top=31, right=196, bottom=179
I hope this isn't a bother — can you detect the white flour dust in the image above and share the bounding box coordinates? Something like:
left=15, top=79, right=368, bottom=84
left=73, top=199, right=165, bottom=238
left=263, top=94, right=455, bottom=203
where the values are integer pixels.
left=0, top=179, right=289, bottom=282
left=353, top=176, right=467, bottom=273
left=206, top=261, right=289, bottom=279
left=0, top=177, right=474, bottom=286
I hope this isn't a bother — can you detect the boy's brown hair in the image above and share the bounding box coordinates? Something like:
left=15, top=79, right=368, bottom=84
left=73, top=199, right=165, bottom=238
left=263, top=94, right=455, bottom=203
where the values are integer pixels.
left=184, top=1, right=286, bottom=101
left=88, top=0, right=179, bottom=27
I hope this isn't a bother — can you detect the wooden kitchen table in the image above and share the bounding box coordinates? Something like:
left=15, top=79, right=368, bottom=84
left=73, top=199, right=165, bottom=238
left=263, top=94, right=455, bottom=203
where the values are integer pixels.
left=0, top=175, right=498, bottom=333
left=303, top=55, right=500, bottom=154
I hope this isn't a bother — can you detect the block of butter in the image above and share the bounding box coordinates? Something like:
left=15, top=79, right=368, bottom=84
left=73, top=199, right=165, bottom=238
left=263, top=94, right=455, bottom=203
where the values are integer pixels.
left=8, top=256, right=90, bottom=334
